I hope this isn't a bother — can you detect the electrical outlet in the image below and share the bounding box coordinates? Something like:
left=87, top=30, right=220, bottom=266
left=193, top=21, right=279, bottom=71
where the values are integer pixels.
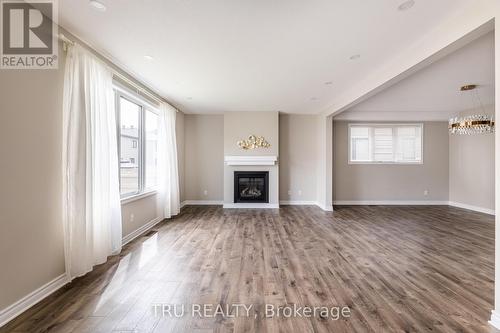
left=424, top=190, right=429, bottom=196
left=203, top=190, right=208, bottom=196
left=130, top=213, right=135, bottom=222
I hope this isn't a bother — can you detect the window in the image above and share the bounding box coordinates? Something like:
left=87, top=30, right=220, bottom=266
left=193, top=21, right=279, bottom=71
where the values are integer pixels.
left=348, top=124, right=423, bottom=164
left=116, top=89, right=160, bottom=198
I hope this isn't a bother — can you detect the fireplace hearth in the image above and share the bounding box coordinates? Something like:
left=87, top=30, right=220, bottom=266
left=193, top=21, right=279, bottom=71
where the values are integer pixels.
left=234, top=171, right=269, bottom=203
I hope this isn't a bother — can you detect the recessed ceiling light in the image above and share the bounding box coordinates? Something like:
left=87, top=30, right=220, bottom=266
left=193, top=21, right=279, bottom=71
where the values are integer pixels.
left=310, top=97, right=318, bottom=101
left=187, top=97, right=193, bottom=100
left=398, top=0, right=415, bottom=11
left=324, top=81, right=333, bottom=85
left=349, top=54, right=361, bottom=60
left=144, top=55, right=154, bottom=61
left=89, top=0, right=106, bottom=11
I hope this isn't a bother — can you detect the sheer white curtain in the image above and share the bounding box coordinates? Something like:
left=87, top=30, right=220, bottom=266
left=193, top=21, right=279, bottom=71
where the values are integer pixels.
left=158, top=102, right=180, bottom=218
left=62, top=44, right=122, bottom=281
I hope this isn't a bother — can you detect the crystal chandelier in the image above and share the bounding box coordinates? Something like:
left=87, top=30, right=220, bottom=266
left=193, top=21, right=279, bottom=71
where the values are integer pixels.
left=448, top=85, right=494, bottom=135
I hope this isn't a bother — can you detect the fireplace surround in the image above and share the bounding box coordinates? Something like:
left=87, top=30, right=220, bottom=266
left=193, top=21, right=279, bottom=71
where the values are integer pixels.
left=234, top=171, right=269, bottom=203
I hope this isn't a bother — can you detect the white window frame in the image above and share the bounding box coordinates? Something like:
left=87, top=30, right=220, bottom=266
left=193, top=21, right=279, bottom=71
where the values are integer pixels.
left=348, top=123, right=424, bottom=165
left=115, top=84, right=160, bottom=202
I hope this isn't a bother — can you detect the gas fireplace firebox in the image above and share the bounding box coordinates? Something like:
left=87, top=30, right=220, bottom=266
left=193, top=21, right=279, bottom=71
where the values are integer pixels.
left=234, top=171, right=269, bottom=203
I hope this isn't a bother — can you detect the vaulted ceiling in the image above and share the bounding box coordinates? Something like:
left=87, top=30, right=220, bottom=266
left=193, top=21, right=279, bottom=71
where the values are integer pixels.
left=60, top=0, right=477, bottom=114
left=337, top=32, right=494, bottom=121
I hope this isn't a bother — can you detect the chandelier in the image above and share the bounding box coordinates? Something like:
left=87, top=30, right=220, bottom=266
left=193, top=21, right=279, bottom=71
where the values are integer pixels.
left=448, top=85, right=494, bottom=135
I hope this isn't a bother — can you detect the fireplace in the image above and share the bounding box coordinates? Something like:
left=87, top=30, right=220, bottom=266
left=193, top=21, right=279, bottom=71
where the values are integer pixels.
left=234, top=171, right=269, bottom=203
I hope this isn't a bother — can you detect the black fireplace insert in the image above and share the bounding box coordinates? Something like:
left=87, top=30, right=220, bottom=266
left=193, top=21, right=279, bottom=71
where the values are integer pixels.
left=234, top=171, right=269, bottom=203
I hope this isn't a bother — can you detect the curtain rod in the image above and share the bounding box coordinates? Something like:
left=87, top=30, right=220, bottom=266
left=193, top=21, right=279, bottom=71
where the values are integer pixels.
left=58, top=33, right=178, bottom=112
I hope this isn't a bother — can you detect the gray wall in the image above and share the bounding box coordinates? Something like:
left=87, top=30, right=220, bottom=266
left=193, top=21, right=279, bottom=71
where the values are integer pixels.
left=0, top=37, right=186, bottom=311
left=279, top=114, right=318, bottom=202
left=223, top=112, right=279, bottom=205
left=0, top=41, right=67, bottom=311
left=449, top=106, right=495, bottom=210
left=333, top=121, right=450, bottom=202
left=224, top=112, right=279, bottom=156
left=184, top=114, right=224, bottom=201
left=183, top=113, right=321, bottom=204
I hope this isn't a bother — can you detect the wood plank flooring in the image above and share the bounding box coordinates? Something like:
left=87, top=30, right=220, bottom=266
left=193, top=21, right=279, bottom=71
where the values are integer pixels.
left=1, top=205, right=497, bottom=333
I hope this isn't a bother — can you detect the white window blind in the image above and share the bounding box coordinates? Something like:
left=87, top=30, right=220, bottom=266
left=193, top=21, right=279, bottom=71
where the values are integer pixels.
left=349, top=124, right=423, bottom=164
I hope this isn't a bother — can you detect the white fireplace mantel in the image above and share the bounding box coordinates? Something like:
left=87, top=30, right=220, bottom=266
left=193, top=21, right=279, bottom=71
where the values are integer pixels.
left=224, top=155, right=278, bottom=166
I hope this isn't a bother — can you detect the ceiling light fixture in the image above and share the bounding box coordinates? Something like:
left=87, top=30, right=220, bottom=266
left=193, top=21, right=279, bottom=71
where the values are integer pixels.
left=349, top=54, right=360, bottom=60
left=89, top=0, right=106, bottom=11
left=449, top=84, right=494, bottom=135
left=398, top=0, right=415, bottom=11
left=144, top=55, right=154, bottom=61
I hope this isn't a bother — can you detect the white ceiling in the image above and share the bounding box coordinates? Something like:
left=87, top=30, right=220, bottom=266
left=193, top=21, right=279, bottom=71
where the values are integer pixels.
left=60, top=0, right=475, bottom=114
left=337, top=31, right=495, bottom=121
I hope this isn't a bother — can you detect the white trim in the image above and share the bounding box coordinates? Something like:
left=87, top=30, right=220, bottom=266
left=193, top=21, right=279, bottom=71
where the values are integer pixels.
left=113, top=82, right=159, bottom=111
left=181, top=200, right=223, bottom=208
left=280, top=200, right=318, bottom=206
left=182, top=200, right=495, bottom=216
left=0, top=274, right=69, bottom=328
left=317, top=203, right=334, bottom=212
left=121, top=190, right=157, bottom=205
left=448, top=201, right=495, bottom=215
left=279, top=200, right=333, bottom=211
left=348, top=161, right=423, bottom=165
left=224, top=155, right=277, bottom=166
left=348, top=123, right=424, bottom=165
left=333, top=200, right=449, bottom=206
left=180, top=200, right=336, bottom=211
left=0, top=214, right=167, bottom=328
left=60, top=27, right=169, bottom=107
left=333, top=200, right=496, bottom=215
left=489, top=310, right=500, bottom=329
left=223, top=203, right=280, bottom=209
left=122, top=216, right=164, bottom=246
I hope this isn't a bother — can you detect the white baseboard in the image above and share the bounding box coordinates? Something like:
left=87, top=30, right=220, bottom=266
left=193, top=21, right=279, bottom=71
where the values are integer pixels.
left=317, top=203, right=334, bottom=212
left=181, top=200, right=333, bottom=211
left=286, top=201, right=334, bottom=211
left=0, top=273, right=69, bottom=328
left=490, top=310, right=500, bottom=329
left=1, top=200, right=493, bottom=330
left=181, top=200, right=223, bottom=208
left=181, top=199, right=494, bottom=216
left=280, top=201, right=334, bottom=212
left=122, top=216, right=164, bottom=246
left=279, top=200, right=318, bottom=206
left=333, top=200, right=495, bottom=215
left=1, top=215, right=165, bottom=328
left=448, top=201, right=495, bottom=215
left=223, top=203, right=280, bottom=209
left=0, top=215, right=165, bottom=328
left=333, top=200, right=449, bottom=206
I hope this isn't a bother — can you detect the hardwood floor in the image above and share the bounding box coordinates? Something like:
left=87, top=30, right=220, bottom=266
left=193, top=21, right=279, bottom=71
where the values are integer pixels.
left=1, top=205, right=497, bottom=333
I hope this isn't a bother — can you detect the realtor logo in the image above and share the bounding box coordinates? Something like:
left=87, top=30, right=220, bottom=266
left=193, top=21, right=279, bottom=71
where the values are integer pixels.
left=1, top=0, right=58, bottom=69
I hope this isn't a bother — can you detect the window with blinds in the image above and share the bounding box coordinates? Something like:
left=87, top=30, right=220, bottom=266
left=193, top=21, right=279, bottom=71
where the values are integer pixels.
left=348, top=124, right=423, bottom=164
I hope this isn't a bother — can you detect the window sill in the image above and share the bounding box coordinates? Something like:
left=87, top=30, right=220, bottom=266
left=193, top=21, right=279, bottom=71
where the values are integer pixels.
left=348, top=161, right=423, bottom=165
left=121, top=190, right=157, bottom=205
